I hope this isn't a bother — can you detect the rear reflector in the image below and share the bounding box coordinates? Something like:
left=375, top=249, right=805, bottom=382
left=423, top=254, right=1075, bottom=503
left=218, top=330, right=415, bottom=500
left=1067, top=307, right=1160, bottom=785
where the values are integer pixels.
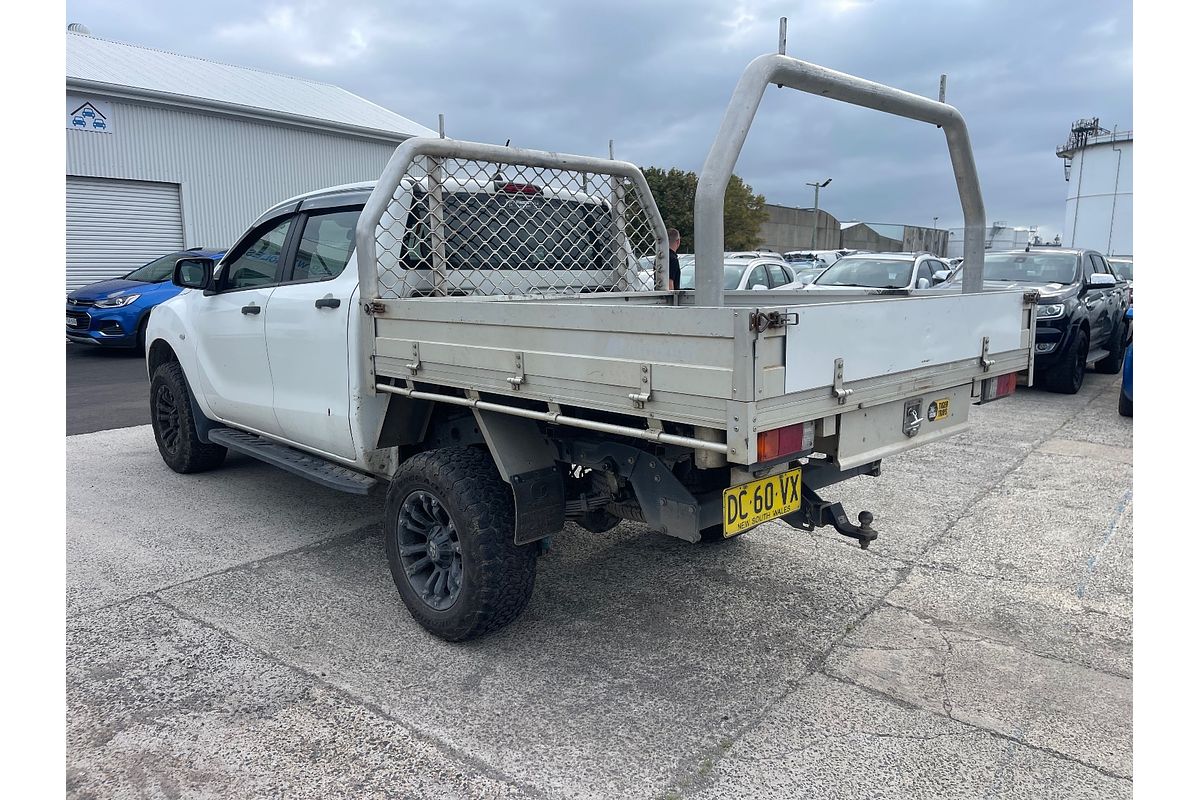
left=979, top=372, right=1018, bottom=403
left=757, top=421, right=815, bottom=462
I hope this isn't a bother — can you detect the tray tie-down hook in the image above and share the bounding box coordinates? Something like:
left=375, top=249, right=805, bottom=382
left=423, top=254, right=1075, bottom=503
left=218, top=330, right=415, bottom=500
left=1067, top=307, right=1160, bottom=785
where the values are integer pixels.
left=785, top=484, right=878, bottom=549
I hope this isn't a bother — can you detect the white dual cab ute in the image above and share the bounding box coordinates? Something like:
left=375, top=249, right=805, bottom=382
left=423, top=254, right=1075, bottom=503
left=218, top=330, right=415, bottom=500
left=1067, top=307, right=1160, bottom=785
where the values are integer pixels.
left=147, top=52, right=1034, bottom=641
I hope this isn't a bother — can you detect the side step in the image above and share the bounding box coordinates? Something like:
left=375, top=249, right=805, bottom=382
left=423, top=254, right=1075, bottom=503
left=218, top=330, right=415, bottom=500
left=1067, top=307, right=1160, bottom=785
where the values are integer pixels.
left=1085, top=347, right=1110, bottom=366
left=207, top=428, right=379, bottom=495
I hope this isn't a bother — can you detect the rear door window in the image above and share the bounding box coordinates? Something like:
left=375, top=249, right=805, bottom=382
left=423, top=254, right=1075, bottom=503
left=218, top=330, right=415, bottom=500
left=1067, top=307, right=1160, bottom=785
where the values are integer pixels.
left=289, top=209, right=361, bottom=283
left=766, top=263, right=789, bottom=287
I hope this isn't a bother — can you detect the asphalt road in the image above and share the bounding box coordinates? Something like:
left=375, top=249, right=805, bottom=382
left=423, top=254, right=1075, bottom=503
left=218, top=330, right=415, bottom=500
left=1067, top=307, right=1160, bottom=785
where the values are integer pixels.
left=66, top=343, right=149, bottom=435
left=65, top=375, right=1132, bottom=799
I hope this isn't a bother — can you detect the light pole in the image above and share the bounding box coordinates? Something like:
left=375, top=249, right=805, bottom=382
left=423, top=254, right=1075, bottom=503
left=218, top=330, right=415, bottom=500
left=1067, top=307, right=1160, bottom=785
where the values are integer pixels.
left=806, top=178, right=832, bottom=248
left=933, top=216, right=939, bottom=229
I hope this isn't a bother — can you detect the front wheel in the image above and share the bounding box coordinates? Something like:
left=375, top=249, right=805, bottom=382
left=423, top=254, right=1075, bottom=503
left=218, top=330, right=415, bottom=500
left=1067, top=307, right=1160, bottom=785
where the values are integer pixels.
left=1042, top=329, right=1088, bottom=394
left=384, top=447, right=537, bottom=641
left=150, top=362, right=227, bottom=473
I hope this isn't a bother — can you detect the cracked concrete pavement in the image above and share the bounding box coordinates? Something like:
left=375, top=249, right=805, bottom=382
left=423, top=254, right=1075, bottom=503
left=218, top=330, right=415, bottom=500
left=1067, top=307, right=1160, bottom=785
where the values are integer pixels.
left=66, top=373, right=1131, bottom=799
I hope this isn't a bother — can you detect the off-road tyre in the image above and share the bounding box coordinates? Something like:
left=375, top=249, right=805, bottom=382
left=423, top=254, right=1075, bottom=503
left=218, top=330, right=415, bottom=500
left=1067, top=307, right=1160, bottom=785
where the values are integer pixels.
left=1095, top=322, right=1128, bottom=374
left=150, top=362, right=227, bottom=473
left=384, top=447, right=537, bottom=641
left=1042, top=328, right=1088, bottom=394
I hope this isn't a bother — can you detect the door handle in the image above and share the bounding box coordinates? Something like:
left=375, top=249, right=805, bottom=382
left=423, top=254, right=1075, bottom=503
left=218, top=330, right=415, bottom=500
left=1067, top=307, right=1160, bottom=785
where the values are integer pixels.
left=315, top=297, right=341, bottom=310
left=241, top=304, right=261, bottom=315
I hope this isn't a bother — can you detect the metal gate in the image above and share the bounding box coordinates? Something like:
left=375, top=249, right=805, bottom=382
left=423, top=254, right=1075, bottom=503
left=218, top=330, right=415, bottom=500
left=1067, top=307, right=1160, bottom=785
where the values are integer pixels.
left=65, top=176, right=184, bottom=291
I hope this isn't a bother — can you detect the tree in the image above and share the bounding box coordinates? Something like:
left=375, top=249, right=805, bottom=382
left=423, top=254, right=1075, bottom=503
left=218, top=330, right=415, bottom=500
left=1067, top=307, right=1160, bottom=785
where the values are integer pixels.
left=641, top=167, right=769, bottom=252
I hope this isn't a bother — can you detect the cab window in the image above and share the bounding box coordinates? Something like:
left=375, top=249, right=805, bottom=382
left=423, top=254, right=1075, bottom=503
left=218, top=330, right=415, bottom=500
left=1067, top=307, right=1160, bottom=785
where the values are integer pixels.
left=222, top=217, right=293, bottom=290
left=766, top=263, right=790, bottom=287
left=290, top=209, right=361, bottom=283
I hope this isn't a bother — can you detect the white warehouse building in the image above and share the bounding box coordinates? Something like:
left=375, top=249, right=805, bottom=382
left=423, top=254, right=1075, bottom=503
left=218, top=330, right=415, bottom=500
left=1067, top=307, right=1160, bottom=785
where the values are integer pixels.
left=65, top=28, right=435, bottom=290
left=1056, top=118, right=1132, bottom=257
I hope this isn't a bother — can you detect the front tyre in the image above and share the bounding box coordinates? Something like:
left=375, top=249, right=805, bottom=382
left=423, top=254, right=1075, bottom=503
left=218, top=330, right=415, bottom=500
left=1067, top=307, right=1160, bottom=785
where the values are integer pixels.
left=384, top=447, right=537, bottom=641
left=150, top=362, right=227, bottom=473
left=1043, top=329, right=1088, bottom=394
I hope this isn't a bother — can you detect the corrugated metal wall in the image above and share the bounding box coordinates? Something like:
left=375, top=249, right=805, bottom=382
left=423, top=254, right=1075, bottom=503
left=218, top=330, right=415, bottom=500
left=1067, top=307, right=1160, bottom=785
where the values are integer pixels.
left=66, top=97, right=403, bottom=251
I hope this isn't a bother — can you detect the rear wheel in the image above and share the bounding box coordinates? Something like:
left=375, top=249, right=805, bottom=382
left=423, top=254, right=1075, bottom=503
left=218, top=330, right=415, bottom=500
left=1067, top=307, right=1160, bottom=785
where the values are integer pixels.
left=1043, top=329, right=1088, bottom=394
left=150, top=362, right=227, bottom=473
left=384, top=448, right=537, bottom=641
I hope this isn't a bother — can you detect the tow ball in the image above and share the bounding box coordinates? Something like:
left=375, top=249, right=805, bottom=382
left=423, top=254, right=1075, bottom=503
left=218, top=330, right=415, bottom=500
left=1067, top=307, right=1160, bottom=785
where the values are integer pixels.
left=784, top=484, right=879, bottom=549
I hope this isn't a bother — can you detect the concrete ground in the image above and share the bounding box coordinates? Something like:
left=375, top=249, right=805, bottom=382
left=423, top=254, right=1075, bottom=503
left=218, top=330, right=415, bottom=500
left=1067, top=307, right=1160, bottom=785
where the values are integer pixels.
left=66, top=375, right=1132, bottom=799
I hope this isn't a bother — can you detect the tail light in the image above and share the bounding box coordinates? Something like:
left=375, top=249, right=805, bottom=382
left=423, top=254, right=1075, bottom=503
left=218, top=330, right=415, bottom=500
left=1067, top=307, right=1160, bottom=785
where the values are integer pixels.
left=497, top=182, right=540, bottom=195
left=978, top=372, right=1017, bottom=404
left=757, top=421, right=815, bottom=462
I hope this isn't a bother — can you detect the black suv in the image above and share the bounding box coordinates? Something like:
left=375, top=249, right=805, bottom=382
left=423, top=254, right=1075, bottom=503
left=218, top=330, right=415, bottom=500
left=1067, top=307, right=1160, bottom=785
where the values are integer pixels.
left=975, top=248, right=1130, bottom=393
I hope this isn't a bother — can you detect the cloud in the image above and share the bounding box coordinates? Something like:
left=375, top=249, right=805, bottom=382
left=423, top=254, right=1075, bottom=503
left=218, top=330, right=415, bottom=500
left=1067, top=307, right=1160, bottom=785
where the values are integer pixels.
left=65, top=0, right=1132, bottom=238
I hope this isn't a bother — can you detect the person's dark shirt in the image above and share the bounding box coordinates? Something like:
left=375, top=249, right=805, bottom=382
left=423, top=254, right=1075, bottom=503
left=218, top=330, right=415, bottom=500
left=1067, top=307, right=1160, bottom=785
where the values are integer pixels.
left=669, top=250, right=681, bottom=290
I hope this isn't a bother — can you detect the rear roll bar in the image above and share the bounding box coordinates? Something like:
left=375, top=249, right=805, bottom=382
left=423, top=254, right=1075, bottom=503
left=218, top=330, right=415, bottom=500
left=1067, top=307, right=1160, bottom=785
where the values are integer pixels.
left=693, top=53, right=986, bottom=306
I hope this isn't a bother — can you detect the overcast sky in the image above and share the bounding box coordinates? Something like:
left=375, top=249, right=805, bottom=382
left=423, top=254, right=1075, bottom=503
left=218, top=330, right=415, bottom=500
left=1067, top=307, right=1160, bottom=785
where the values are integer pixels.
left=64, top=0, right=1131, bottom=237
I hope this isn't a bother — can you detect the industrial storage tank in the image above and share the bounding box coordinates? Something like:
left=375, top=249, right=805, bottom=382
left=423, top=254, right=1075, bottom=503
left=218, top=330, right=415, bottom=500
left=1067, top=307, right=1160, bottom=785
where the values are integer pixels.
left=1057, top=118, right=1132, bottom=257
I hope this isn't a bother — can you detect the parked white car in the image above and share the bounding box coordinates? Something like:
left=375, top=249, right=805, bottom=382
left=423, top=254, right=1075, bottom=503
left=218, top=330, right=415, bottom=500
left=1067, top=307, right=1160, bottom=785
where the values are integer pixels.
left=679, top=256, right=805, bottom=291
left=803, top=252, right=957, bottom=292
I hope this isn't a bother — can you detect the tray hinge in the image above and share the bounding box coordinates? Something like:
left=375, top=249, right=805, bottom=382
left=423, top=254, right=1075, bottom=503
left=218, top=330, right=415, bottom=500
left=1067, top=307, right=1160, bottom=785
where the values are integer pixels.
left=364, top=300, right=387, bottom=315
left=979, top=336, right=995, bottom=372
left=506, top=352, right=526, bottom=388
left=628, top=364, right=652, bottom=408
left=832, top=358, right=853, bottom=405
left=406, top=342, right=421, bottom=374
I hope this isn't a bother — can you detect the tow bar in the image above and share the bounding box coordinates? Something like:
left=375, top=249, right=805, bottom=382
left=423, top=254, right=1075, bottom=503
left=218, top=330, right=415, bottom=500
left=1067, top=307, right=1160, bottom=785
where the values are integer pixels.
left=784, top=484, right=878, bottom=549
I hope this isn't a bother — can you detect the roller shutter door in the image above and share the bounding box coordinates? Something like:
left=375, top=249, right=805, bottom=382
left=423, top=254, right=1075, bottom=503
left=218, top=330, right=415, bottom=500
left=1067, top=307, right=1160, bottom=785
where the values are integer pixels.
left=66, top=177, right=184, bottom=292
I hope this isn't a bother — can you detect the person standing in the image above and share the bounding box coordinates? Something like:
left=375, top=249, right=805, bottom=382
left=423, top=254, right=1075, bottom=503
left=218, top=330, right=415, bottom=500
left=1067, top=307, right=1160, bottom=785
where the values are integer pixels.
left=667, top=228, right=682, bottom=290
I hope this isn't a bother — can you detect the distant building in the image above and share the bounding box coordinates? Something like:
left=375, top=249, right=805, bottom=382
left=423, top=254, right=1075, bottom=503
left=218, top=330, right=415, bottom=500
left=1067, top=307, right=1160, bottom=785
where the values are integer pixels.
left=66, top=27, right=435, bottom=290
left=1056, top=118, right=1132, bottom=257
left=758, top=206, right=946, bottom=255
left=757, top=204, right=840, bottom=252
left=839, top=221, right=901, bottom=252
left=945, top=223, right=1038, bottom=259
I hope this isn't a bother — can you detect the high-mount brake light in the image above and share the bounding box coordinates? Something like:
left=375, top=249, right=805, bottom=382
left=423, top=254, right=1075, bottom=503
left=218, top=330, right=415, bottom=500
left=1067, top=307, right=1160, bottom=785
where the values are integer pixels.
left=757, top=421, right=815, bottom=463
left=497, top=182, right=541, bottom=195
left=979, top=372, right=1017, bottom=403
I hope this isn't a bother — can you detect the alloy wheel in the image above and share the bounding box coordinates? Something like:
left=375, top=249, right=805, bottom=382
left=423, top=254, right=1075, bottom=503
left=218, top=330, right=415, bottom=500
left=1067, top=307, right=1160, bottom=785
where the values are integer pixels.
left=154, top=384, right=182, bottom=453
left=396, top=490, right=463, bottom=611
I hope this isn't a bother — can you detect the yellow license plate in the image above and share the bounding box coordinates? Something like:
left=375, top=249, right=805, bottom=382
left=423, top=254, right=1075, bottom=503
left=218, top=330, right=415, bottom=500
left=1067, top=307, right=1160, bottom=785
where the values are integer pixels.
left=722, top=467, right=803, bottom=537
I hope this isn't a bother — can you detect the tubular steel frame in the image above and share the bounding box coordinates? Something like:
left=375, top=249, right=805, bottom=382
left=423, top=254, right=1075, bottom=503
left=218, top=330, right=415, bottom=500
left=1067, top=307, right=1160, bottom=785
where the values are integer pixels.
left=693, top=53, right=986, bottom=306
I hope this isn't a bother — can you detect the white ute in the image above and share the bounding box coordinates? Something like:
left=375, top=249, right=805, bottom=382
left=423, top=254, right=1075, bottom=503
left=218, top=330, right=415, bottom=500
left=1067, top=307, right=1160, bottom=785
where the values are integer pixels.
left=146, top=51, right=1034, bottom=640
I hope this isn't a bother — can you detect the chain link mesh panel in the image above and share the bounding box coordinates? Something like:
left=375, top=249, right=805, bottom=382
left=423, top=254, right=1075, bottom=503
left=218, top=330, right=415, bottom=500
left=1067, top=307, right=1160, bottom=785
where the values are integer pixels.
left=371, top=154, right=665, bottom=299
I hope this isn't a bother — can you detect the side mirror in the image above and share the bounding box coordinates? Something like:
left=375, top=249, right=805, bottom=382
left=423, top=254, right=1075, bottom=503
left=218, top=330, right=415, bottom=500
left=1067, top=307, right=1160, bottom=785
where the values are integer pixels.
left=931, top=270, right=950, bottom=284
left=173, top=257, right=214, bottom=290
left=916, top=277, right=931, bottom=289
left=751, top=283, right=769, bottom=291
left=1086, top=272, right=1117, bottom=290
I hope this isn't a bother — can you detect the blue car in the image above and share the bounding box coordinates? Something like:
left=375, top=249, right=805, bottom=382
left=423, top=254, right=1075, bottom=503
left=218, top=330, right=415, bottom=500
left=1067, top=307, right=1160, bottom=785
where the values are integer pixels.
left=66, top=248, right=225, bottom=350
left=1118, top=307, right=1132, bottom=416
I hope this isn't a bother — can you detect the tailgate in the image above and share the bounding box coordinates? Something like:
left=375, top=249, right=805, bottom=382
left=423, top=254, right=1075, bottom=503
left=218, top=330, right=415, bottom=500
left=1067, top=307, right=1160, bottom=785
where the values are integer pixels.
left=741, top=290, right=1034, bottom=469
